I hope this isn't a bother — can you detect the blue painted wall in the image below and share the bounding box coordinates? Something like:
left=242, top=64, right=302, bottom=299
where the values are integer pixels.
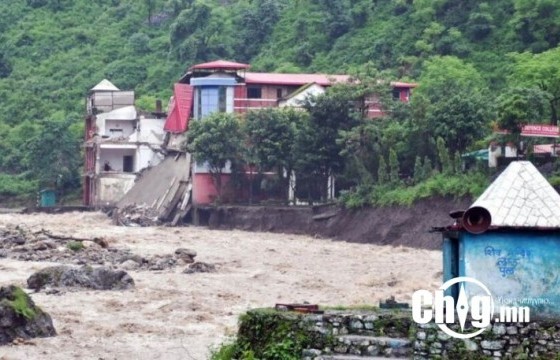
left=451, top=231, right=560, bottom=316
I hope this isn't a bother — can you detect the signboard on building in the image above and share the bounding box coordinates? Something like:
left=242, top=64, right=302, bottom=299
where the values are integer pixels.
left=520, top=124, right=559, bottom=138
left=495, top=124, right=560, bottom=138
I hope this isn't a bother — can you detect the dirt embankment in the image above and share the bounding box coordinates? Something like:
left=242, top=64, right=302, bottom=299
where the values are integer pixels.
left=206, top=197, right=472, bottom=250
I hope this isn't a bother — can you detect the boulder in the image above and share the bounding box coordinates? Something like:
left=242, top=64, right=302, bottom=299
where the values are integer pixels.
left=0, top=285, right=56, bottom=345
left=183, top=262, right=216, bottom=274
left=120, top=259, right=140, bottom=271
left=27, top=265, right=135, bottom=291
left=175, top=248, right=197, bottom=264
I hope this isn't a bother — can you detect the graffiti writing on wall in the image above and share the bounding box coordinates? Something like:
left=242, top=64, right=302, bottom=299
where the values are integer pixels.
left=484, top=246, right=532, bottom=277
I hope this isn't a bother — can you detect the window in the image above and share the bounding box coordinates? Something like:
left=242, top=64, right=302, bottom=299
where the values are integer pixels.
left=219, top=86, right=227, bottom=112
left=109, top=129, right=123, bottom=138
left=247, top=87, right=262, bottom=99
left=392, top=89, right=401, bottom=101
left=196, top=86, right=229, bottom=119
left=123, top=156, right=134, bottom=173
left=276, top=88, right=283, bottom=99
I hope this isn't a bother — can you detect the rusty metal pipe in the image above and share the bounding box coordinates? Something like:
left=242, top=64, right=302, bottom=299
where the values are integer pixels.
left=462, top=206, right=492, bottom=234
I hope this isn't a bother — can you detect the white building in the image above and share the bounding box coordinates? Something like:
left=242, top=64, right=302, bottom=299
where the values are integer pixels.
left=83, top=80, right=166, bottom=206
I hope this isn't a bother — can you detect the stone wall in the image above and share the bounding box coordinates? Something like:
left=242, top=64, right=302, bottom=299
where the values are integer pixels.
left=414, top=320, right=560, bottom=359
left=223, top=309, right=560, bottom=359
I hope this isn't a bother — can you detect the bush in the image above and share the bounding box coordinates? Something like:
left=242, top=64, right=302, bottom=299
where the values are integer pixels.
left=66, top=241, right=84, bottom=252
left=341, top=171, right=488, bottom=208
left=0, top=175, right=37, bottom=196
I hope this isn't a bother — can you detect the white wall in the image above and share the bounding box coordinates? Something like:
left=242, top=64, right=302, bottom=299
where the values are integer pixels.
left=95, top=105, right=137, bottom=136
left=98, top=148, right=136, bottom=172
left=136, top=117, right=165, bottom=143
left=279, top=84, right=325, bottom=107
left=136, top=145, right=164, bottom=170
left=97, top=174, right=136, bottom=205
left=105, top=119, right=136, bottom=138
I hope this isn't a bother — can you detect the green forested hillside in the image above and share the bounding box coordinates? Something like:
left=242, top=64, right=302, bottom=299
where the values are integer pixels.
left=0, top=0, right=559, bottom=202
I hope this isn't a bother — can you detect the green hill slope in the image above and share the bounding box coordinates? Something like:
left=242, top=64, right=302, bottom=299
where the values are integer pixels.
left=0, top=0, right=559, bottom=201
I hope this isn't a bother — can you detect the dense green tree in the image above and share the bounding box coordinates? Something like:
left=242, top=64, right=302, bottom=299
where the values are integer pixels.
left=510, top=0, right=560, bottom=51
left=412, top=56, right=491, bottom=163
left=389, top=148, right=400, bottom=184
left=377, top=154, right=389, bottom=185
left=509, top=48, right=560, bottom=125
left=232, top=0, right=286, bottom=62
left=1, top=0, right=560, bottom=203
left=414, top=56, right=487, bottom=103
left=25, top=119, right=81, bottom=191
left=338, top=121, right=381, bottom=186
left=186, top=113, right=243, bottom=201
left=295, top=88, right=361, bottom=199
left=436, top=137, right=452, bottom=174
left=427, top=90, right=491, bottom=154
left=245, top=108, right=305, bottom=199
left=466, top=2, right=495, bottom=41
left=245, top=108, right=303, bottom=170
left=496, top=87, right=550, bottom=134
left=413, top=156, right=424, bottom=183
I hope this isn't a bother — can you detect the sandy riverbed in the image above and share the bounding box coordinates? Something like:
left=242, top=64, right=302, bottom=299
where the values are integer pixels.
left=0, top=212, right=442, bottom=360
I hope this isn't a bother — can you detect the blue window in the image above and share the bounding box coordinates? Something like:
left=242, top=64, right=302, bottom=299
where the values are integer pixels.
left=197, top=86, right=228, bottom=119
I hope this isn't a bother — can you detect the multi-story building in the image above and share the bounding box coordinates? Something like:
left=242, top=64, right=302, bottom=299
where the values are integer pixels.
left=162, top=60, right=417, bottom=206
left=83, top=80, right=166, bottom=206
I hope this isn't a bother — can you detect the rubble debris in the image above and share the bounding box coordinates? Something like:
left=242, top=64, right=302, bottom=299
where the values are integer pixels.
left=27, top=265, right=135, bottom=291
left=114, top=153, right=192, bottom=227
left=174, top=248, right=196, bottom=264
left=0, top=285, right=56, bottom=345
left=0, top=225, right=194, bottom=272
left=113, top=204, right=161, bottom=227
left=379, top=296, right=409, bottom=309
left=183, top=262, right=216, bottom=274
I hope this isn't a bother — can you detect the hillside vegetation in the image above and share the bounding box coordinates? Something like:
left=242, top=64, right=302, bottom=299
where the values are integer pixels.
left=0, top=0, right=559, bottom=203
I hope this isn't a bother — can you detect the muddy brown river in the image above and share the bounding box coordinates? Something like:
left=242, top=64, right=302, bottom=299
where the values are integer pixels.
left=0, top=212, right=441, bottom=360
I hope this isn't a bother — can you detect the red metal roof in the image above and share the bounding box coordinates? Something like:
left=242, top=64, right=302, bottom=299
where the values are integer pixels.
left=244, top=72, right=350, bottom=86
left=164, top=84, right=193, bottom=133
left=190, top=60, right=250, bottom=71
left=243, top=72, right=417, bottom=88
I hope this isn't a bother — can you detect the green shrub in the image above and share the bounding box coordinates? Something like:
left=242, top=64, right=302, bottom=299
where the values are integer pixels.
left=341, top=171, right=488, bottom=208
left=66, top=241, right=84, bottom=252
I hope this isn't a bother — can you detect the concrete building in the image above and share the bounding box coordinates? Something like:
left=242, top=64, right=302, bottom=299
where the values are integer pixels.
left=441, top=161, right=560, bottom=317
left=83, top=80, right=166, bottom=206
left=162, top=60, right=417, bottom=206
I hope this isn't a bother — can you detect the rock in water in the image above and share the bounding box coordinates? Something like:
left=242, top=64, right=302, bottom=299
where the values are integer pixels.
left=174, top=248, right=197, bottom=264
left=183, top=262, right=216, bottom=274
left=0, top=285, right=56, bottom=345
left=27, top=265, right=135, bottom=291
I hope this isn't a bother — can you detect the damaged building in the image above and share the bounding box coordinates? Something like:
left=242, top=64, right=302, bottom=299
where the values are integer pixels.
left=83, top=80, right=166, bottom=206
left=85, top=60, right=416, bottom=224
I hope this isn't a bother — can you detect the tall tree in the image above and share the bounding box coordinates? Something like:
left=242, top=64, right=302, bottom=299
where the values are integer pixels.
left=496, top=87, right=550, bottom=134
left=510, top=48, right=560, bottom=125
left=25, top=119, right=81, bottom=191
left=186, top=113, right=242, bottom=202
left=296, top=88, right=361, bottom=200
left=413, top=56, right=490, bottom=157
left=427, top=90, right=491, bottom=154
left=245, top=108, right=305, bottom=200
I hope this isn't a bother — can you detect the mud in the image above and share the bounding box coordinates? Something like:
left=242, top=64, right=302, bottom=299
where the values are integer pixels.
left=206, top=197, right=471, bottom=250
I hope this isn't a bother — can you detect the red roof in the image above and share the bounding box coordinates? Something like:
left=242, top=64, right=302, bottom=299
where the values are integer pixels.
left=190, top=60, right=250, bottom=71
left=164, top=84, right=193, bottom=133
left=244, top=72, right=417, bottom=88
left=244, top=72, right=350, bottom=86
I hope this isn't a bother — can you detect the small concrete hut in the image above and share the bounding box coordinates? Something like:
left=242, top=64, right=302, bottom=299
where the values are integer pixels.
left=442, top=161, right=560, bottom=317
